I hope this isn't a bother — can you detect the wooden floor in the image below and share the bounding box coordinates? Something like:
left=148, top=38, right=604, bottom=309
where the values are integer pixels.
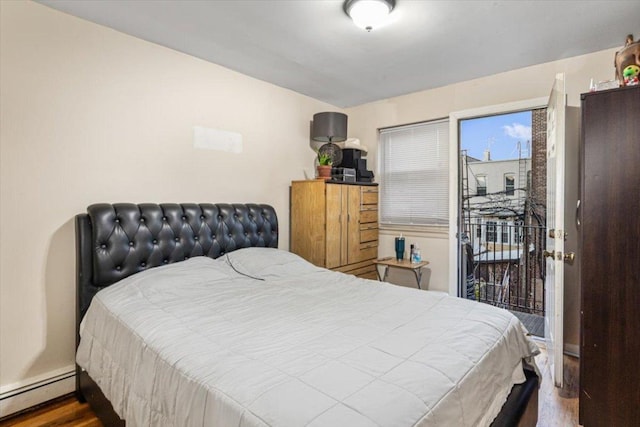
left=536, top=346, right=581, bottom=427
left=0, top=396, right=101, bottom=427
left=0, top=347, right=580, bottom=427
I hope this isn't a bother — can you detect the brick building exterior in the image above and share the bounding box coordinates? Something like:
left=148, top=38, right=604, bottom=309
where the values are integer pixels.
left=528, top=107, right=547, bottom=223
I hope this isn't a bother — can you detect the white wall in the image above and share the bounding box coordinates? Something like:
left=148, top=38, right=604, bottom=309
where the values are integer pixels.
left=0, top=1, right=336, bottom=413
left=347, top=46, right=619, bottom=348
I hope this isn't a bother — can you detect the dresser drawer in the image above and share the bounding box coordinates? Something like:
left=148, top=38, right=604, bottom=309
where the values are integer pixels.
left=360, top=228, right=378, bottom=243
left=361, top=191, right=378, bottom=205
left=358, top=271, right=378, bottom=280
left=331, top=259, right=371, bottom=273
left=359, top=242, right=378, bottom=261
left=360, top=210, right=378, bottom=223
left=349, top=263, right=377, bottom=277
left=331, top=260, right=377, bottom=280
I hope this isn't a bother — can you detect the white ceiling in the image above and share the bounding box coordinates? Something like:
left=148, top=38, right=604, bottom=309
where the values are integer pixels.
left=38, top=0, right=640, bottom=108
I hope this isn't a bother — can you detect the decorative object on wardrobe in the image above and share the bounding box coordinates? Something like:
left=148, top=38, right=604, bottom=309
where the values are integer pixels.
left=614, top=34, right=640, bottom=86
left=312, top=112, right=347, bottom=167
left=316, top=151, right=333, bottom=180
left=317, top=141, right=343, bottom=167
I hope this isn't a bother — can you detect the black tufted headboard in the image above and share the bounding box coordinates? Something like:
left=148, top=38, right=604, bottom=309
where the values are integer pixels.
left=76, top=203, right=278, bottom=323
left=75, top=203, right=277, bottom=414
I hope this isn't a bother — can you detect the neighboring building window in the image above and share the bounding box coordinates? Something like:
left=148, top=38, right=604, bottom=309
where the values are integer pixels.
left=514, top=220, right=523, bottom=243
left=476, top=219, right=482, bottom=238
left=505, top=174, right=515, bottom=196
left=476, top=175, right=487, bottom=196
left=501, top=221, right=509, bottom=243
left=486, top=221, right=497, bottom=242
left=379, top=119, right=449, bottom=226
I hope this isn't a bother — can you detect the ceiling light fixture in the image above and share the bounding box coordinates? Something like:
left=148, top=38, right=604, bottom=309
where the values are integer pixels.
left=344, top=0, right=395, bottom=32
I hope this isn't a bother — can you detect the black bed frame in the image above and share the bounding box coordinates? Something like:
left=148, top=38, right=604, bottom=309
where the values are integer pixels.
left=75, top=203, right=537, bottom=427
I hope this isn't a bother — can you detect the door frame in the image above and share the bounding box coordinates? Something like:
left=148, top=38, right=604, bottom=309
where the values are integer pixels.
left=448, top=97, right=548, bottom=297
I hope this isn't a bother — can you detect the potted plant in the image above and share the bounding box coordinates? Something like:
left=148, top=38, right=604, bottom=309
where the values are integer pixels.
left=317, top=153, right=332, bottom=180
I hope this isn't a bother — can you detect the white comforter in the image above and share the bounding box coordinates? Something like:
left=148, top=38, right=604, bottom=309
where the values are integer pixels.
left=77, top=248, right=539, bottom=427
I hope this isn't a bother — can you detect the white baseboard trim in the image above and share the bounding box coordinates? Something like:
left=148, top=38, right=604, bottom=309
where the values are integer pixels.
left=0, top=365, right=75, bottom=418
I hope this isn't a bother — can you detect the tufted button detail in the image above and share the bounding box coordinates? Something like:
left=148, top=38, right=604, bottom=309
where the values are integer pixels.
left=218, top=215, right=223, bottom=219
left=140, top=217, right=145, bottom=223
left=211, top=234, right=215, bottom=239
left=220, top=251, right=225, bottom=255
left=129, top=241, right=134, bottom=247
left=100, top=244, right=106, bottom=249
left=194, top=236, right=199, bottom=241
left=116, top=266, right=122, bottom=271
left=184, top=256, right=189, bottom=260
left=175, top=237, right=180, bottom=242
left=228, top=233, right=232, bottom=237
left=141, top=262, right=146, bottom=267
left=244, top=232, right=248, bottom=236
left=163, top=259, right=169, bottom=264
left=162, top=216, right=167, bottom=221
left=152, top=239, right=157, bottom=244
left=200, top=215, right=205, bottom=219
left=115, top=218, right=120, bottom=223
left=182, top=216, right=187, bottom=220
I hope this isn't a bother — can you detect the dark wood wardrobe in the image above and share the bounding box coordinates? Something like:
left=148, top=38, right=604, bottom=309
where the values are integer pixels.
left=579, top=85, right=640, bottom=426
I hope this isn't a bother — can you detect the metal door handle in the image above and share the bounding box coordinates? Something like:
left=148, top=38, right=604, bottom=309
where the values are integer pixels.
left=543, top=250, right=555, bottom=258
left=564, top=252, right=575, bottom=263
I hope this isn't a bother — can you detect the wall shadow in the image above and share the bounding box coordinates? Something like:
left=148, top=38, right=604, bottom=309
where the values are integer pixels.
left=24, top=217, right=76, bottom=380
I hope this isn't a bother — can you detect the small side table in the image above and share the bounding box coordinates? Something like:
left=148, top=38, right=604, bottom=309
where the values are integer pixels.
left=373, top=257, right=430, bottom=289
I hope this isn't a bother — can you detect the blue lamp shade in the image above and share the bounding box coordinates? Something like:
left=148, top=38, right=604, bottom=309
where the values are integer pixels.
left=312, top=112, right=347, bottom=142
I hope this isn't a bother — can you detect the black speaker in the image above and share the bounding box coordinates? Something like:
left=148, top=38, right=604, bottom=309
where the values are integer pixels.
left=357, top=169, right=374, bottom=182
left=354, top=158, right=367, bottom=171
left=341, top=149, right=363, bottom=168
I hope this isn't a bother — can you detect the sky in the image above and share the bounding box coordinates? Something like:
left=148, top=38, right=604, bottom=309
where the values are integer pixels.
left=460, top=111, right=532, bottom=161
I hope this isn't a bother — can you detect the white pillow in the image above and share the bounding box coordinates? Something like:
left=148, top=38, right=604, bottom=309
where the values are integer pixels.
left=219, top=247, right=323, bottom=280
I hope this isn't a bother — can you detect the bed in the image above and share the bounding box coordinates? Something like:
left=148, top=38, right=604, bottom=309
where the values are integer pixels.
left=75, top=203, right=540, bottom=427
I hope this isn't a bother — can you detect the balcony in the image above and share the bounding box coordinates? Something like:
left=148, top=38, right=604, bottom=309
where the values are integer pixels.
left=463, top=222, right=545, bottom=336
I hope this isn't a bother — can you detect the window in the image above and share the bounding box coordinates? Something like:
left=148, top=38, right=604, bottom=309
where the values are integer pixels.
left=515, top=220, right=524, bottom=243
left=476, top=219, right=482, bottom=238
left=505, top=174, right=515, bottom=196
left=486, top=221, right=497, bottom=242
left=476, top=175, right=487, bottom=196
left=379, top=119, right=449, bottom=226
left=501, top=221, right=509, bottom=243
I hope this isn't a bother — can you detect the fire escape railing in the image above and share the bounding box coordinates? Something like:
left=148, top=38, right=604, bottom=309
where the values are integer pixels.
left=464, top=222, right=546, bottom=315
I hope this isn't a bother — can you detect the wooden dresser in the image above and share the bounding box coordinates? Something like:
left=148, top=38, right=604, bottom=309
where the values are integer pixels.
left=290, top=180, right=378, bottom=279
left=579, top=85, right=640, bottom=426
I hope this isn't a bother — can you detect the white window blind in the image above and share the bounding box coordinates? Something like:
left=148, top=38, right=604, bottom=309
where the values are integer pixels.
left=379, top=119, right=449, bottom=226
